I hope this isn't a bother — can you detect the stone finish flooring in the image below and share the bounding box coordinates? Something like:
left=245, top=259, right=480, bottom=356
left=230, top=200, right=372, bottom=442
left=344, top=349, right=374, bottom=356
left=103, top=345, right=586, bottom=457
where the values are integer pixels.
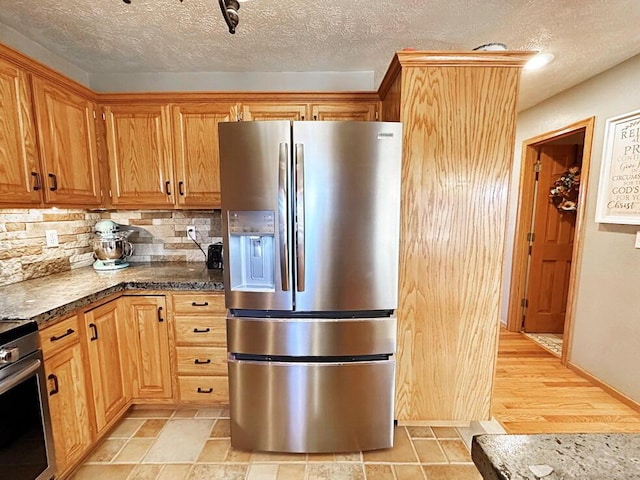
left=523, top=332, right=563, bottom=357
left=69, top=406, right=483, bottom=480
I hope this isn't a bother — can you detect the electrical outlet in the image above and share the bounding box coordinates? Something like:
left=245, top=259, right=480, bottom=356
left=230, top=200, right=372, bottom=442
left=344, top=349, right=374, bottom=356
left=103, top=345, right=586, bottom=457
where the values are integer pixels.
left=187, top=225, right=196, bottom=239
left=45, top=230, right=59, bottom=247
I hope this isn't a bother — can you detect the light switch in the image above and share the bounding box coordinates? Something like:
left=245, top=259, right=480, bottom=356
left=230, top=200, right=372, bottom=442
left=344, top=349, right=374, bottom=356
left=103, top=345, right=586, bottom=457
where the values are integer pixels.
left=635, top=231, right=640, bottom=249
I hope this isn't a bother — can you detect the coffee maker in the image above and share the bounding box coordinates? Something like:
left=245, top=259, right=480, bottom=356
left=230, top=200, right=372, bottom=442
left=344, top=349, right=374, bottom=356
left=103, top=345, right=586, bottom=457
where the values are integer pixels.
left=92, top=220, right=133, bottom=271
left=207, top=242, right=223, bottom=270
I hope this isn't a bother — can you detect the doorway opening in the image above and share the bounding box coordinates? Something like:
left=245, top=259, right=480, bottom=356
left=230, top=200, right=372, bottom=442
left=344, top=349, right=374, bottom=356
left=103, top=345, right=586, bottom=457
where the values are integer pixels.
left=507, top=118, right=595, bottom=364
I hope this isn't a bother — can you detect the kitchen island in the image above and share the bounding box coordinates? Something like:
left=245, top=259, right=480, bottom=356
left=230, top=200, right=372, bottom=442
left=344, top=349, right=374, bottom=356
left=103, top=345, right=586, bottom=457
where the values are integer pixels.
left=0, top=262, right=224, bottom=326
left=472, top=433, right=640, bottom=479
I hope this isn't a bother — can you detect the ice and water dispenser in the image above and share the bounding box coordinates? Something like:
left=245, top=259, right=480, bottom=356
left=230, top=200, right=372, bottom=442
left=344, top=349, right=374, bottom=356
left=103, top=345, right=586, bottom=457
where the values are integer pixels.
left=227, top=211, right=276, bottom=292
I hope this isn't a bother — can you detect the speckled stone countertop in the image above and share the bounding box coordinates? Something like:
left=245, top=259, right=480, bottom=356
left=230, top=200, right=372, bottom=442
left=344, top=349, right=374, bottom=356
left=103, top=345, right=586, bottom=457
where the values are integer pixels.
left=472, top=433, right=640, bottom=479
left=0, top=262, right=224, bottom=326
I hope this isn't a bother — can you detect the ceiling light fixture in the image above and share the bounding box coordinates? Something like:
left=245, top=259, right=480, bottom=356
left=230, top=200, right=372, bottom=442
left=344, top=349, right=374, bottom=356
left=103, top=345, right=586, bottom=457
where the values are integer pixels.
left=122, top=0, right=245, bottom=35
left=524, top=53, right=555, bottom=71
left=218, top=0, right=242, bottom=34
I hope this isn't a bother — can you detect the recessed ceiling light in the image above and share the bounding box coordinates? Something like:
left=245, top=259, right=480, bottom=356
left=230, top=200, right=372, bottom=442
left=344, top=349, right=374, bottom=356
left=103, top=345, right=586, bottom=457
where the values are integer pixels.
left=524, top=53, right=555, bottom=71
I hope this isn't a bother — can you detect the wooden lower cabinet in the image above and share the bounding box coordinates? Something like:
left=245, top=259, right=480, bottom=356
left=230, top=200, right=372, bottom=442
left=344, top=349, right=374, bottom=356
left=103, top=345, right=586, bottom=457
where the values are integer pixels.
left=172, top=292, right=228, bottom=406
left=40, top=316, right=93, bottom=477
left=120, top=295, right=173, bottom=400
left=83, top=300, right=130, bottom=434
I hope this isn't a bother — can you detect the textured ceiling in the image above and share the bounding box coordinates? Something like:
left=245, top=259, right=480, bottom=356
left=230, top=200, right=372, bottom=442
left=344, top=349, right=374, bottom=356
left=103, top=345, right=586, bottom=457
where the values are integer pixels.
left=0, top=0, right=639, bottom=109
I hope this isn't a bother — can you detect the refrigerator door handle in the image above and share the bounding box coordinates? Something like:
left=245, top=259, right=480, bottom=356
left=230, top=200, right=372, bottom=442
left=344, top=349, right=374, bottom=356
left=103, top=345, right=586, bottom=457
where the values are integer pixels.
left=278, top=142, right=290, bottom=292
left=295, top=143, right=305, bottom=292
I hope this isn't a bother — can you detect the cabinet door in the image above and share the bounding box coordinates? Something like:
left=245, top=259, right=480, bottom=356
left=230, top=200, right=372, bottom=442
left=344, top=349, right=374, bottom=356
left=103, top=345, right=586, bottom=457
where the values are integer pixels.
left=104, top=104, right=174, bottom=207
left=172, top=103, right=236, bottom=208
left=0, top=58, right=41, bottom=205
left=84, top=301, right=129, bottom=434
left=45, top=342, right=93, bottom=475
left=31, top=77, right=101, bottom=205
left=242, top=103, right=308, bottom=121
left=121, top=296, right=173, bottom=400
left=310, top=102, right=378, bottom=121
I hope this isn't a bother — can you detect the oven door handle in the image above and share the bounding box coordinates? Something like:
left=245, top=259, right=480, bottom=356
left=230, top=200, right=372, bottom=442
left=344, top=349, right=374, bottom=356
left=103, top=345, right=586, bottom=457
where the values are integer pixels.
left=0, top=358, right=41, bottom=396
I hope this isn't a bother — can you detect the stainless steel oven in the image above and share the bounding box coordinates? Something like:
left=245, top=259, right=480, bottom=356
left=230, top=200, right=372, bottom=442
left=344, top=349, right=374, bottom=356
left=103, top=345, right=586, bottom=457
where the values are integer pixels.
left=0, top=321, right=55, bottom=480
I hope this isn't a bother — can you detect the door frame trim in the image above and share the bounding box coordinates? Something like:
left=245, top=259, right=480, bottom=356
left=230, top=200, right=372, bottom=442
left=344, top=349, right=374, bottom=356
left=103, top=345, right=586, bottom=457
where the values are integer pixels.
left=506, top=117, right=595, bottom=365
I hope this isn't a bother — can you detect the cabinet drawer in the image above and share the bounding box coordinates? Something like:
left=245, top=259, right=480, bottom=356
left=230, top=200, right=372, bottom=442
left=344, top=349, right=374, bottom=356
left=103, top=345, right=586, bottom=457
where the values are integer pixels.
left=39, top=315, right=81, bottom=360
left=176, top=346, right=228, bottom=376
left=173, top=293, right=225, bottom=314
left=178, top=376, right=228, bottom=405
left=174, top=316, right=226, bottom=346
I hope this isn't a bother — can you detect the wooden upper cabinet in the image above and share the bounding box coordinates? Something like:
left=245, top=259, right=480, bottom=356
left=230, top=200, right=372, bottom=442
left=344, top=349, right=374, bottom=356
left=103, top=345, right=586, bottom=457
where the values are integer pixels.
left=0, top=58, right=41, bottom=206
left=172, top=103, right=236, bottom=208
left=310, top=102, right=378, bottom=121
left=242, top=103, right=307, bottom=121
left=104, top=104, right=174, bottom=207
left=31, top=77, right=101, bottom=206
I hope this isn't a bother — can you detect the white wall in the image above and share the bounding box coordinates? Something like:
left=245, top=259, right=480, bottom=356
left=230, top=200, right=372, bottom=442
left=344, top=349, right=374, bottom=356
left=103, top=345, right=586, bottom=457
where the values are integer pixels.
left=506, top=53, right=640, bottom=402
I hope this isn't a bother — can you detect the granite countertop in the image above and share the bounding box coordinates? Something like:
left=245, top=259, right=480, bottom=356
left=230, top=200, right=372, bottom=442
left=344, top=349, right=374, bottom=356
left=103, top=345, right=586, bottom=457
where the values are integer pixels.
left=472, top=433, right=640, bottom=480
left=0, top=262, right=224, bottom=326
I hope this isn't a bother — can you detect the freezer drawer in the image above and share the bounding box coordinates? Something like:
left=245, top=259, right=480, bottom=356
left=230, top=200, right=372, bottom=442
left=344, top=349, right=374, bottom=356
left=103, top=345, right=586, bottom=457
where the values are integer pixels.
left=227, top=315, right=396, bottom=357
left=228, top=357, right=395, bottom=453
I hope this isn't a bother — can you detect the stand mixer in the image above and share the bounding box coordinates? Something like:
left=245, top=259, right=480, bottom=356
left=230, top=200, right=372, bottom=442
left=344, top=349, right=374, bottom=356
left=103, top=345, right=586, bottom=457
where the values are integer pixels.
left=92, top=220, right=133, bottom=271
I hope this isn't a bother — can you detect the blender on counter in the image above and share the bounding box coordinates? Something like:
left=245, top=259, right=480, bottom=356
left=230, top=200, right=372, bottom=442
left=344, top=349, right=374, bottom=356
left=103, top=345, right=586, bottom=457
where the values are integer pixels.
left=92, top=220, right=133, bottom=270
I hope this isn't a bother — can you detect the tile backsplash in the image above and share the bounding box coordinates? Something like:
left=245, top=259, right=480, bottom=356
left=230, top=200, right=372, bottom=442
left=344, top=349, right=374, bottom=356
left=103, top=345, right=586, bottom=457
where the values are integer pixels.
left=0, top=209, right=221, bottom=287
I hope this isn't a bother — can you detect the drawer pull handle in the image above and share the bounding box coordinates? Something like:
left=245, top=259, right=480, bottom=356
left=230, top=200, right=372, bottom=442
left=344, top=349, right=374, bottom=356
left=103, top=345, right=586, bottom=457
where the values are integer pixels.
left=197, top=387, right=213, bottom=394
left=157, top=306, right=164, bottom=322
left=50, top=328, right=74, bottom=342
left=191, top=301, right=209, bottom=307
left=193, top=328, right=211, bottom=333
left=48, top=374, right=59, bottom=396
left=89, top=323, right=98, bottom=341
left=194, top=358, right=211, bottom=365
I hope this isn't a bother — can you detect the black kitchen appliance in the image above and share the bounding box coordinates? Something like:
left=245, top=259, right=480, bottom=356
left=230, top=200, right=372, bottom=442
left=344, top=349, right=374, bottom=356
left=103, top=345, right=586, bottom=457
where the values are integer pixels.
left=207, top=242, right=223, bottom=269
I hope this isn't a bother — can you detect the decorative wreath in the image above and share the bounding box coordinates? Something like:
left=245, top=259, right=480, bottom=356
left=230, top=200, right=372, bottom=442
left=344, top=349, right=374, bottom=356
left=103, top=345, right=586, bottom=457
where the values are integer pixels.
left=549, top=165, right=581, bottom=212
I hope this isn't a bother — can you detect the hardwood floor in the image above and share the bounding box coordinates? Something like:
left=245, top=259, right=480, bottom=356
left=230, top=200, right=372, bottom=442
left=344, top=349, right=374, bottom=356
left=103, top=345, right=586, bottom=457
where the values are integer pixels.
left=492, top=330, right=640, bottom=433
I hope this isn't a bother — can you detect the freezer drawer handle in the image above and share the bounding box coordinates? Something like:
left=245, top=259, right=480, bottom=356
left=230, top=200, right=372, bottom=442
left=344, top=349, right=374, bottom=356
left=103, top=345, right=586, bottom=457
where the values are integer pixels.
left=194, top=358, right=211, bottom=364
left=197, top=387, right=213, bottom=394
left=191, top=301, right=209, bottom=307
left=295, top=143, right=305, bottom=292
left=278, top=142, right=290, bottom=291
left=193, top=328, right=211, bottom=333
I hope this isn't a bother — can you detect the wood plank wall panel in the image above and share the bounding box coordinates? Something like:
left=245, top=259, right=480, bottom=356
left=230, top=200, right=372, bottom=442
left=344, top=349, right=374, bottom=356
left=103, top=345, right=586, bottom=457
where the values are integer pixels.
left=395, top=64, right=521, bottom=421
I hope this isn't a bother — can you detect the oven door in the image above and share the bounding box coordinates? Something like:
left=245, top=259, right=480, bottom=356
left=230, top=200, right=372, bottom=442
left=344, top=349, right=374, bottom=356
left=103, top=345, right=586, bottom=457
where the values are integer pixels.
left=0, top=350, right=56, bottom=480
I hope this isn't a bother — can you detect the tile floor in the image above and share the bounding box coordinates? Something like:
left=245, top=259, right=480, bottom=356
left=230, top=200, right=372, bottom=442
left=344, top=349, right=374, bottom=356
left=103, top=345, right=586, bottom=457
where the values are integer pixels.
left=523, top=332, right=563, bottom=356
left=69, top=406, right=484, bottom=480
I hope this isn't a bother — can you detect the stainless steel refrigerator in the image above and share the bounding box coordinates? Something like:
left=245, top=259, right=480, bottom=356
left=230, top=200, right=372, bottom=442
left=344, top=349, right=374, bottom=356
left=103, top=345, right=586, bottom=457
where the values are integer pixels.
left=219, top=120, right=402, bottom=453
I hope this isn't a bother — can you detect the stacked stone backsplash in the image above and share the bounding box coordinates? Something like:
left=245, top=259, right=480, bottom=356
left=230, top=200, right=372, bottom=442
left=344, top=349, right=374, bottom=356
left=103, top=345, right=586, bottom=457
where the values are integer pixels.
left=0, top=209, right=221, bottom=287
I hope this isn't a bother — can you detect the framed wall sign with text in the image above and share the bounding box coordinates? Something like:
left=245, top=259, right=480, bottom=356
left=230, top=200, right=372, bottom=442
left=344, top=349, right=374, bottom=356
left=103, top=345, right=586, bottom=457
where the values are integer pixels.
left=595, top=108, right=640, bottom=224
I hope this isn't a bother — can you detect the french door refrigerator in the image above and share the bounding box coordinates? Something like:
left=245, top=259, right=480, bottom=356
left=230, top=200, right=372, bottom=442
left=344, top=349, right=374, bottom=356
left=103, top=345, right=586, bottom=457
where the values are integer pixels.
left=219, top=120, right=402, bottom=453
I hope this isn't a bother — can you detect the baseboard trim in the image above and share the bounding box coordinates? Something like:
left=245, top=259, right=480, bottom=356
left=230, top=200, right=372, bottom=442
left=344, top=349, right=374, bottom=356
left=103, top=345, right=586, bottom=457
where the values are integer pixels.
left=567, top=361, right=640, bottom=414
left=396, top=420, right=473, bottom=427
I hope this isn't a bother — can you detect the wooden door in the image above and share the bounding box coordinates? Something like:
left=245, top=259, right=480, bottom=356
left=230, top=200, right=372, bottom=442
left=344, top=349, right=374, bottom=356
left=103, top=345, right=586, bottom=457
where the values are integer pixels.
left=121, top=296, right=173, bottom=400
left=31, top=77, right=101, bottom=206
left=0, top=59, right=41, bottom=205
left=104, top=104, right=174, bottom=207
left=310, top=102, right=377, bottom=121
left=242, top=103, right=308, bottom=121
left=524, top=145, right=579, bottom=333
left=172, top=103, right=236, bottom=208
left=84, top=301, right=129, bottom=433
left=45, top=343, right=93, bottom=474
